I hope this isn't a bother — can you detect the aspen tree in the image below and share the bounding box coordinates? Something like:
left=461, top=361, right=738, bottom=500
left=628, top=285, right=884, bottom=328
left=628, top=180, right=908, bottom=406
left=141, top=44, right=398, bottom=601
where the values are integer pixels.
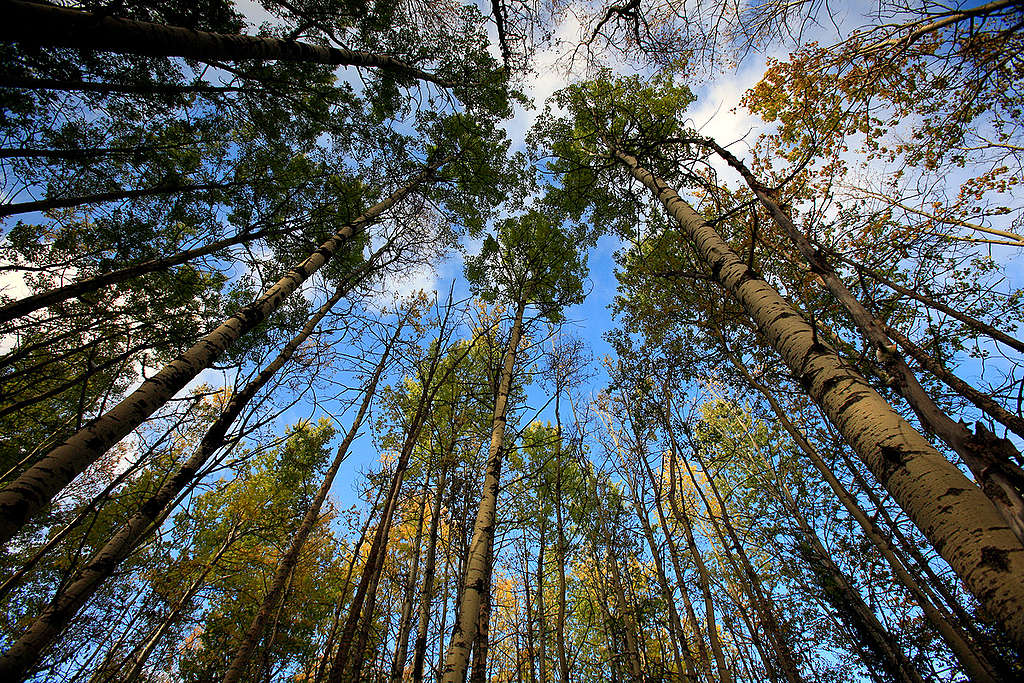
left=0, top=265, right=390, bottom=679
left=537, top=76, right=1024, bottom=644
left=2, top=0, right=456, bottom=88
left=441, top=209, right=589, bottom=681
left=0, top=160, right=444, bottom=545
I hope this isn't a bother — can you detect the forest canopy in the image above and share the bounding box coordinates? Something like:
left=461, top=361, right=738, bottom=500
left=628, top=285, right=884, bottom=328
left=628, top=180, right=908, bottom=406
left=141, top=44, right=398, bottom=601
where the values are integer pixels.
left=1, top=0, right=1023, bottom=681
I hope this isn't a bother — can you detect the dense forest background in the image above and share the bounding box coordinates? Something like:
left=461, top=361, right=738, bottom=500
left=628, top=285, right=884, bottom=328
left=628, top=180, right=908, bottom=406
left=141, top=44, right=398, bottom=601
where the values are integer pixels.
left=1, top=0, right=1023, bottom=681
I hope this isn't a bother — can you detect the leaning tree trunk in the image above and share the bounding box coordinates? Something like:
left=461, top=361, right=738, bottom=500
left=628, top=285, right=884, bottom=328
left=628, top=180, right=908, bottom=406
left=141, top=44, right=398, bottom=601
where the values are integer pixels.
left=610, top=148, right=1024, bottom=646
left=0, top=161, right=440, bottom=546
left=328, top=317, right=471, bottom=681
left=723, top=345, right=1003, bottom=682
left=389, top=485, right=429, bottom=683
left=829, top=250, right=1024, bottom=355
left=883, top=323, right=1024, bottom=443
left=440, top=296, right=526, bottom=682
left=3, top=0, right=455, bottom=88
left=0, top=216, right=317, bottom=325
left=707, top=140, right=1024, bottom=544
left=0, top=178, right=244, bottom=218
left=220, top=320, right=403, bottom=683
left=0, top=269, right=374, bottom=680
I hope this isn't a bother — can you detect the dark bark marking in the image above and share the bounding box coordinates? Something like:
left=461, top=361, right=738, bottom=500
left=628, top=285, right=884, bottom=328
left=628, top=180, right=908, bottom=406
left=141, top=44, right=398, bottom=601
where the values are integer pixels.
left=877, top=443, right=911, bottom=482
left=980, top=546, right=1011, bottom=573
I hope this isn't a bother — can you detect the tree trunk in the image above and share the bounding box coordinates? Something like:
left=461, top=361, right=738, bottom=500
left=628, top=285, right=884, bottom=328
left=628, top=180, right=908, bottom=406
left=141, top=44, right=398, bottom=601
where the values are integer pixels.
left=390, top=485, right=429, bottom=683
left=440, top=296, right=527, bottom=682
left=412, top=467, right=449, bottom=683
left=552, top=393, right=571, bottom=683
left=611, top=148, right=1024, bottom=645
left=0, top=162, right=438, bottom=545
left=829, top=249, right=1024, bottom=355
left=469, top=551, right=493, bottom=683
left=724, top=345, right=1003, bottom=681
left=3, top=0, right=455, bottom=88
left=709, top=140, right=1024, bottom=544
left=679, top=441, right=803, bottom=683
left=221, top=320, right=402, bottom=683
left=524, top=539, right=537, bottom=683
left=537, top=516, right=548, bottom=683
left=0, top=178, right=245, bottom=218
left=605, top=541, right=645, bottom=681
left=328, top=314, right=470, bottom=681
left=0, top=217, right=314, bottom=325
left=0, top=273, right=374, bottom=680
left=666, top=462, right=734, bottom=683
left=645, top=448, right=713, bottom=682
left=624, top=475, right=691, bottom=679
left=884, top=323, right=1024, bottom=443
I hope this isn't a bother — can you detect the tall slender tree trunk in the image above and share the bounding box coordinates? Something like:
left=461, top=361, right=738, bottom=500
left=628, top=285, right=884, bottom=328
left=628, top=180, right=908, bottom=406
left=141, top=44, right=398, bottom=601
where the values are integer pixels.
left=723, top=345, right=1003, bottom=682
left=602, top=410, right=695, bottom=680
left=0, top=178, right=245, bottom=218
left=624, top=477, right=691, bottom=679
left=3, top=0, right=455, bottom=88
left=605, top=540, right=645, bottom=681
left=827, top=248, right=1024, bottom=355
left=119, top=522, right=241, bottom=681
left=610, top=148, right=1024, bottom=645
left=537, top=516, right=548, bottom=683
left=221, top=320, right=403, bottom=683
left=636, top=445, right=713, bottom=682
left=666, top=407, right=804, bottom=683
left=524, top=540, right=537, bottom=683
left=348, top=548, right=385, bottom=683
left=328, top=313, right=472, bottom=681
left=441, top=296, right=527, bottom=682
left=0, top=267, right=374, bottom=680
left=552, top=397, right=571, bottom=683
left=412, top=466, right=449, bottom=683
left=0, top=163, right=438, bottom=546
left=390, top=486, right=429, bottom=683
left=678, top=453, right=794, bottom=682
left=0, top=217, right=317, bottom=325
left=707, top=139, right=1024, bottom=543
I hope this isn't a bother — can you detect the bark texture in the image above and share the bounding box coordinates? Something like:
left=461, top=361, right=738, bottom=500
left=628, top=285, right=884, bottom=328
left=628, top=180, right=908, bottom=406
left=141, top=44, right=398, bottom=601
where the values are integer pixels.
left=440, top=297, right=526, bottom=682
left=612, top=149, right=1024, bottom=646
